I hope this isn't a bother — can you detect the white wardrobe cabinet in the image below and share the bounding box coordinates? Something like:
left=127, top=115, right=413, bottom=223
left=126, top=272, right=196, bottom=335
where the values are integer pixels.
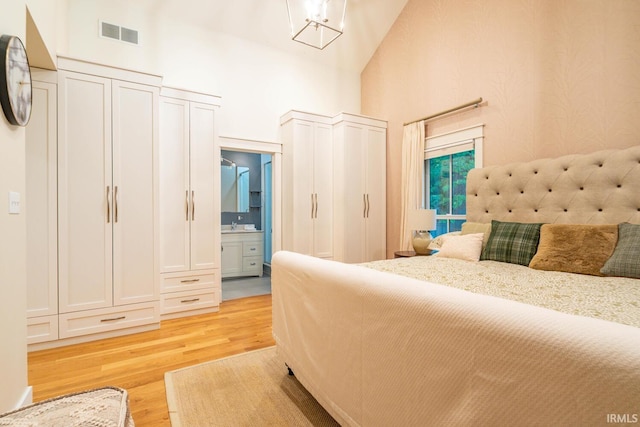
left=26, top=71, right=59, bottom=344
left=280, top=111, right=334, bottom=259
left=159, top=88, right=222, bottom=318
left=280, top=110, right=387, bottom=264
left=333, top=114, right=387, bottom=263
left=56, top=58, right=161, bottom=341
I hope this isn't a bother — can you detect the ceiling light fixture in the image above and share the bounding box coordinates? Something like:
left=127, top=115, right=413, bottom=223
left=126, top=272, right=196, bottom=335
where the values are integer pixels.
left=285, top=0, right=347, bottom=50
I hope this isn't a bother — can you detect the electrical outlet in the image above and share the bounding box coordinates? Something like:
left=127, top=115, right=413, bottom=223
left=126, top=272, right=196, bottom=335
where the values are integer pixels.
left=8, top=191, right=20, bottom=214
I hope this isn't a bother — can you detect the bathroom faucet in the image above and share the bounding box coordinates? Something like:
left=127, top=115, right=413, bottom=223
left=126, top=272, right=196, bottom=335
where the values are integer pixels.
left=231, top=221, right=237, bottom=230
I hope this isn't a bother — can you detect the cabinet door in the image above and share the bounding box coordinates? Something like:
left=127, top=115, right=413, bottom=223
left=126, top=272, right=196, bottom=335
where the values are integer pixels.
left=336, top=123, right=387, bottom=263
left=312, top=122, right=334, bottom=259
left=221, top=240, right=243, bottom=276
left=159, top=97, right=190, bottom=273
left=58, top=71, right=113, bottom=313
left=364, top=127, right=387, bottom=261
left=26, top=79, right=58, bottom=317
left=189, top=102, right=217, bottom=270
left=112, top=80, right=159, bottom=305
left=289, top=120, right=315, bottom=256
left=341, top=124, right=367, bottom=263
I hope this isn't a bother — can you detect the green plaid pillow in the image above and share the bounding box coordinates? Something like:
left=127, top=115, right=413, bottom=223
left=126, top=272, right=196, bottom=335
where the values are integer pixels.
left=480, top=220, right=543, bottom=266
left=601, top=223, right=640, bottom=278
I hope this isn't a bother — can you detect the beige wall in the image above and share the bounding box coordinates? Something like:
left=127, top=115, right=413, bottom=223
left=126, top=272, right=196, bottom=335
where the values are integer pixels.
left=361, top=0, right=640, bottom=258
left=59, top=0, right=361, bottom=143
left=0, top=0, right=29, bottom=412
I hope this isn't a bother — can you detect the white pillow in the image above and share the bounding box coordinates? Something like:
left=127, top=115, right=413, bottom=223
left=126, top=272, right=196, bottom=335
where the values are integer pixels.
left=435, top=233, right=484, bottom=262
left=428, top=231, right=461, bottom=250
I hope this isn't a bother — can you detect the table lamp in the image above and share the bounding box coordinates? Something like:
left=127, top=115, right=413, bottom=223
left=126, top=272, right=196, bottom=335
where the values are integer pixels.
left=408, top=209, right=437, bottom=254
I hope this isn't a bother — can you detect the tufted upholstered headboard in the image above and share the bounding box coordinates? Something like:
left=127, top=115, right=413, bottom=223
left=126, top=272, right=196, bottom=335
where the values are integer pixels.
left=466, top=145, right=640, bottom=225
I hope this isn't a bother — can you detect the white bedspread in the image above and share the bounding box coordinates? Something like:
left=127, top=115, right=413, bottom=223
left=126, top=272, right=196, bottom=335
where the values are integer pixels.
left=272, top=251, right=640, bottom=426
left=362, top=256, right=640, bottom=328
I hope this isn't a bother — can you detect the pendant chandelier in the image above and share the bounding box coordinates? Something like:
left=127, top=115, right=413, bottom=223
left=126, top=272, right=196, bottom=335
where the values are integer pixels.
left=285, top=0, right=347, bottom=50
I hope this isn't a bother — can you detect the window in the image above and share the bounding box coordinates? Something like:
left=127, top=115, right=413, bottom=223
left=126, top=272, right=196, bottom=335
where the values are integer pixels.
left=424, top=125, right=483, bottom=237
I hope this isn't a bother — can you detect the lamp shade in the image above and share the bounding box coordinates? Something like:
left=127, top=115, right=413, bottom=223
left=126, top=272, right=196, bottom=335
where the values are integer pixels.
left=407, top=209, right=437, bottom=231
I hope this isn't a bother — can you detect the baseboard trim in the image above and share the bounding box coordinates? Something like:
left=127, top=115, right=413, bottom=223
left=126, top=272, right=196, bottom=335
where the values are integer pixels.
left=17, top=386, right=33, bottom=408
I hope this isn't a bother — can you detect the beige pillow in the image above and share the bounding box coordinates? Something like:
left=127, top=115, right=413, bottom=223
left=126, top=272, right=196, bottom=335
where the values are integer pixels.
left=436, top=233, right=484, bottom=262
left=428, top=231, right=460, bottom=250
left=529, top=224, right=618, bottom=276
left=461, top=222, right=491, bottom=249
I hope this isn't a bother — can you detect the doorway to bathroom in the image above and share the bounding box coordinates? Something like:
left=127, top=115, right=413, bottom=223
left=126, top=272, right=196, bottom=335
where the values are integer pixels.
left=219, top=139, right=280, bottom=301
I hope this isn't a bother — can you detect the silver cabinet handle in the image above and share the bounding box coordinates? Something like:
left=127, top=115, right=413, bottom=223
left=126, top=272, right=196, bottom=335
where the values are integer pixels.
left=185, top=190, right=189, bottom=221
left=191, top=190, right=195, bottom=221
left=106, top=186, right=111, bottom=223
left=101, top=316, right=125, bottom=322
left=114, top=186, right=119, bottom=223
left=314, top=193, right=318, bottom=218
left=181, top=298, right=200, bottom=303
left=363, top=194, right=367, bottom=218
left=366, top=194, right=370, bottom=218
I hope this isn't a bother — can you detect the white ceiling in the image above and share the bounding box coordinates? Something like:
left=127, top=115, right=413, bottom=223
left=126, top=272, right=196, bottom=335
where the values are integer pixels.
left=149, top=0, right=409, bottom=73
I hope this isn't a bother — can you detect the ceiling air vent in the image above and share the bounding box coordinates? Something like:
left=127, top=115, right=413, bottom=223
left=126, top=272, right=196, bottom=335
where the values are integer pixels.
left=100, top=21, right=140, bottom=45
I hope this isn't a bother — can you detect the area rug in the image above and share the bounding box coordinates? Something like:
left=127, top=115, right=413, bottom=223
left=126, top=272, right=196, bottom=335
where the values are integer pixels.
left=0, top=386, right=133, bottom=427
left=164, top=346, right=339, bottom=426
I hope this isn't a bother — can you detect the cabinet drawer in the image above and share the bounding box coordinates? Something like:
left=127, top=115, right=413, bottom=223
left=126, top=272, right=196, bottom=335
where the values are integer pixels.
left=160, top=288, right=219, bottom=315
left=243, top=242, right=263, bottom=256
left=27, top=315, right=59, bottom=344
left=243, top=256, right=263, bottom=273
left=161, top=270, right=218, bottom=293
left=59, top=302, right=159, bottom=339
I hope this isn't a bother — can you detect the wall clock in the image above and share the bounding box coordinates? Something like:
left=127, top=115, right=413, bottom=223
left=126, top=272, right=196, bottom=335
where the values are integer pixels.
left=0, top=34, right=32, bottom=127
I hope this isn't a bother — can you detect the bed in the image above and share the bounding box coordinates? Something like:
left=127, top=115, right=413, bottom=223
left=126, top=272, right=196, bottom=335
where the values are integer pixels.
left=271, top=145, right=640, bottom=426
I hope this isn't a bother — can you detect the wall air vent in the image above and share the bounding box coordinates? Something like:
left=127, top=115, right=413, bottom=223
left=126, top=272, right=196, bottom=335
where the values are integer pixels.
left=120, top=27, right=139, bottom=45
left=99, top=21, right=140, bottom=45
left=101, top=21, right=120, bottom=40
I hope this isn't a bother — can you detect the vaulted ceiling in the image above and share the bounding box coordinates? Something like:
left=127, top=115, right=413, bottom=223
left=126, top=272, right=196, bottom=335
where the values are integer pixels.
left=147, top=0, right=409, bottom=73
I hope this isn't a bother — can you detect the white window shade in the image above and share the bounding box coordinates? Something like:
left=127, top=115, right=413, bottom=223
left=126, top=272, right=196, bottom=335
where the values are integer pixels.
left=425, top=124, right=484, bottom=166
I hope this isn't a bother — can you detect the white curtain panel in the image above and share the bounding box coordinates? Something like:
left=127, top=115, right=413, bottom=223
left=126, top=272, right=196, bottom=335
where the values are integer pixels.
left=400, top=120, right=426, bottom=250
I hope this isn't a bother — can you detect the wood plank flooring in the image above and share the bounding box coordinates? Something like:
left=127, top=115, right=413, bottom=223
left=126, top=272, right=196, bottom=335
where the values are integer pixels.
left=28, top=294, right=275, bottom=427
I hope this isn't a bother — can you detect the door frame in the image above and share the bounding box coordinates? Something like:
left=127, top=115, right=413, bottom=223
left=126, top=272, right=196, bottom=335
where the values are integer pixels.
left=218, top=136, right=282, bottom=260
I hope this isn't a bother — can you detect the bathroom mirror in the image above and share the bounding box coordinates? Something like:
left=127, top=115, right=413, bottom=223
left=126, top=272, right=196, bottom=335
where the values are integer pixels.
left=221, top=165, right=250, bottom=212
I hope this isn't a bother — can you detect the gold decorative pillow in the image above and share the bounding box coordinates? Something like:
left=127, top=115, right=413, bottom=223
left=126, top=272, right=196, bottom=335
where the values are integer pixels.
left=461, top=222, right=491, bottom=249
left=529, top=224, right=618, bottom=276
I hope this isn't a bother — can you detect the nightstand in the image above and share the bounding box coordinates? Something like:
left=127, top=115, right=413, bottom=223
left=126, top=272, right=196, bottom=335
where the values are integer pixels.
left=394, top=249, right=436, bottom=258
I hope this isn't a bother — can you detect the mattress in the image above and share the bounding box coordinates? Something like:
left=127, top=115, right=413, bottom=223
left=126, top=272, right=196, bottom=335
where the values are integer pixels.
left=362, top=256, right=640, bottom=328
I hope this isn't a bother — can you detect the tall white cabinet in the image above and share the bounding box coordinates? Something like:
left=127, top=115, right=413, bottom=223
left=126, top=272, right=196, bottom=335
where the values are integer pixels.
left=280, top=111, right=334, bottom=259
left=26, top=70, right=59, bottom=344
left=333, top=113, right=387, bottom=263
left=159, top=88, right=221, bottom=318
left=280, top=110, right=387, bottom=264
left=25, top=59, right=225, bottom=348
left=55, top=58, right=161, bottom=341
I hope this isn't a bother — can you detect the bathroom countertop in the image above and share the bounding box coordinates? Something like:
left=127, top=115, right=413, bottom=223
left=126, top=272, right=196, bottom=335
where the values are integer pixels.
left=221, top=224, right=262, bottom=233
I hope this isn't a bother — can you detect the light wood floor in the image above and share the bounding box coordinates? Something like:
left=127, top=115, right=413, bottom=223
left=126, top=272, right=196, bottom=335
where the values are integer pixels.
left=28, top=294, right=275, bottom=427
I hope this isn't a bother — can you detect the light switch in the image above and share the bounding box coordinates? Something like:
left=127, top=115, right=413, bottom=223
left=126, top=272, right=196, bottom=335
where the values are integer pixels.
left=8, top=191, right=20, bottom=214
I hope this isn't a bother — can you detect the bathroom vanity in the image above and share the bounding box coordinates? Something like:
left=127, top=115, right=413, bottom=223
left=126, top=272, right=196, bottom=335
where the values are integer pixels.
left=221, top=226, right=264, bottom=278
